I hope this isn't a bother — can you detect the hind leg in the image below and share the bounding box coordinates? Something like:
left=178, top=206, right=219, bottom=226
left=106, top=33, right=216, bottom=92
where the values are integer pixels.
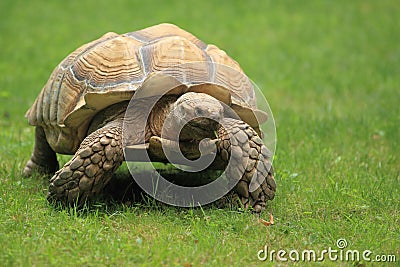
left=23, top=126, right=59, bottom=177
left=47, top=120, right=124, bottom=206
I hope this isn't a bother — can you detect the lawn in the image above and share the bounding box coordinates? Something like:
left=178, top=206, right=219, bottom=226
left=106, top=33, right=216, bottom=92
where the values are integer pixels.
left=0, top=0, right=399, bottom=266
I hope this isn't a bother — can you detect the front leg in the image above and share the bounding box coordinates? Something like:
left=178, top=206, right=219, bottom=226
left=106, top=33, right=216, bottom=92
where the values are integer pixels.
left=47, top=120, right=124, bottom=206
left=217, top=118, right=276, bottom=213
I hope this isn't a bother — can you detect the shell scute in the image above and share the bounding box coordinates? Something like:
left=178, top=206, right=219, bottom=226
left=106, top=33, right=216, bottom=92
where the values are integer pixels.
left=26, top=23, right=266, bottom=154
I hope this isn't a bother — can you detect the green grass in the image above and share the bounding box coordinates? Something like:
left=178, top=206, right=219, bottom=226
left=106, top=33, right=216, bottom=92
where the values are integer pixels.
left=1, top=0, right=399, bottom=266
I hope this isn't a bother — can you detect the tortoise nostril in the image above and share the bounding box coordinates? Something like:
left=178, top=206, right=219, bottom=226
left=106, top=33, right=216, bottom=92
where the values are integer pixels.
left=209, top=111, right=221, bottom=121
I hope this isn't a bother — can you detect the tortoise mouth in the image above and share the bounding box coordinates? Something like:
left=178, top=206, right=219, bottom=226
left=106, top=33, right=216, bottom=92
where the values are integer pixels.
left=189, top=117, right=219, bottom=131
left=189, top=117, right=219, bottom=128
left=179, top=118, right=219, bottom=140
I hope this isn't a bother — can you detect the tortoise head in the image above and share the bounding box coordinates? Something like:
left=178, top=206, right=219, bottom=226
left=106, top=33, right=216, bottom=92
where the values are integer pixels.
left=167, top=92, right=224, bottom=141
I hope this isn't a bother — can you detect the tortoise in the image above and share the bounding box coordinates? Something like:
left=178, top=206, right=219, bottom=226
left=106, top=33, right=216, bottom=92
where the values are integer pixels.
left=23, top=23, right=276, bottom=212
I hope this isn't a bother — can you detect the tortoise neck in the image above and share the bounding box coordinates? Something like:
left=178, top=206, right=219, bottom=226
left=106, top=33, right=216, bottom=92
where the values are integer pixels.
left=148, top=95, right=179, bottom=138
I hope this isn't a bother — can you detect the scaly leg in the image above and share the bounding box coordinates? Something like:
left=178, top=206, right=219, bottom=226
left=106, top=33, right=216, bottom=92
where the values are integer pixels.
left=217, top=118, right=276, bottom=213
left=47, top=120, right=124, bottom=206
left=23, top=126, right=59, bottom=177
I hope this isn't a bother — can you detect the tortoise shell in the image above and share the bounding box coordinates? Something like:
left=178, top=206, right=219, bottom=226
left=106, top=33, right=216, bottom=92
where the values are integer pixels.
left=26, top=23, right=267, bottom=154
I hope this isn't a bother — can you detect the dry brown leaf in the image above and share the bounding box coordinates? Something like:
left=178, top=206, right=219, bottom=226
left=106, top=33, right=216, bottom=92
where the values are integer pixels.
left=259, top=213, right=274, bottom=226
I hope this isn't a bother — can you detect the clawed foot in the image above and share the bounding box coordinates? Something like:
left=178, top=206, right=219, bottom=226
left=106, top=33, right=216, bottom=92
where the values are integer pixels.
left=234, top=171, right=276, bottom=213
left=47, top=122, right=124, bottom=206
left=217, top=118, right=276, bottom=213
left=23, top=126, right=59, bottom=177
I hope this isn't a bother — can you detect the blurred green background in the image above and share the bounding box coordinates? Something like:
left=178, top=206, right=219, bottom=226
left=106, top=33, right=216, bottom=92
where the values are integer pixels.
left=0, top=0, right=399, bottom=266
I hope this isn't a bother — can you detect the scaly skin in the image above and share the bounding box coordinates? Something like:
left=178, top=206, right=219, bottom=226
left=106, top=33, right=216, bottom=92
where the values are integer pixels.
left=23, top=126, right=59, bottom=177
left=217, top=118, right=276, bottom=213
left=47, top=120, right=124, bottom=206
